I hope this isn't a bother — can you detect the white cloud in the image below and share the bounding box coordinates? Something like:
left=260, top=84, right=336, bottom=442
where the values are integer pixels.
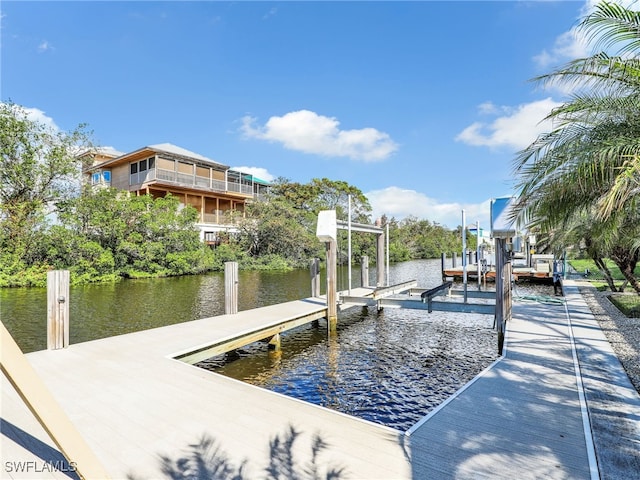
left=366, top=186, right=493, bottom=230
left=231, top=166, right=275, bottom=182
left=4, top=104, right=60, bottom=132
left=455, top=98, right=562, bottom=151
left=534, top=28, right=589, bottom=69
left=240, top=110, right=398, bottom=162
left=263, top=7, right=278, bottom=20
left=37, top=40, right=54, bottom=53
left=533, top=0, right=640, bottom=70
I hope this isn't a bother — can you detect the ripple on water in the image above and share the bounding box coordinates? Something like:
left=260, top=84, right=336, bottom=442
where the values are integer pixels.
left=198, top=295, right=504, bottom=432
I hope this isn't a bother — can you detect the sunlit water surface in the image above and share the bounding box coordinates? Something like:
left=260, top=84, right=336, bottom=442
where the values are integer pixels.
left=198, top=261, right=556, bottom=431
left=2, top=259, right=556, bottom=431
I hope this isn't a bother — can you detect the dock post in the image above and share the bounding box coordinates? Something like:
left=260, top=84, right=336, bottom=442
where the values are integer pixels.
left=47, top=270, right=69, bottom=350
left=317, top=210, right=338, bottom=334
left=361, top=255, right=369, bottom=288
left=376, top=218, right=385, bottom=287
left=310, top=257, right=321, bottom=297
left=441, top=253, right=446, bottom=282
left=452, top=252, right=457, bottom=268
left=477, top=221, right=481, bottom=290
left=494, top=238, right=512, bottom=355
left=224, top=261, right=239, bottom=314
left=268, top=333, right=281, bottom=353
left=326, top=240, right=338, bottom=333
left=462, top=210, right=468, bottom=303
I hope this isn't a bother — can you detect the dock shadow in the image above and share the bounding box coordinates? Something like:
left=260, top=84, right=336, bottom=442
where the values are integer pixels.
left=0, top=418, right=81, bottom=480
left=127, top=425, right=347, bottom=480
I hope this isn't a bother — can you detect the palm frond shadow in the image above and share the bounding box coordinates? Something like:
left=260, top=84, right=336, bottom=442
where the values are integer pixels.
left=128, top=425, right=347, bottom=480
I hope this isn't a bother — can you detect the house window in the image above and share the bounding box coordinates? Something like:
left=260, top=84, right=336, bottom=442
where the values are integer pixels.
left=130, top=163, right=138, bottom=174
left=140, top=159, right=147, bottom=172
left=148, top=157, right=155, bottom=169
left=91, top=170, right=112, bottom=185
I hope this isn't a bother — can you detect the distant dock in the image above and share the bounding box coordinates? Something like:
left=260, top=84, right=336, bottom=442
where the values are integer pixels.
left=3, top=281, right=639, bottom=478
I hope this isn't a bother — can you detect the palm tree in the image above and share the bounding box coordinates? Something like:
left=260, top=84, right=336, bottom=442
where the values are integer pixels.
left=513, top=1, right=640, bottom=293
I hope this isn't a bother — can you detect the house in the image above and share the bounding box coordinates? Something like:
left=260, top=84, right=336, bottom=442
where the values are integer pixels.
left=81, top=143, right=270, bottom=244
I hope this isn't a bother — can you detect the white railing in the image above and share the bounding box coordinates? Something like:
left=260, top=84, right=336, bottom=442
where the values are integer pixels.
left=132, top=167, right=259, bottom=198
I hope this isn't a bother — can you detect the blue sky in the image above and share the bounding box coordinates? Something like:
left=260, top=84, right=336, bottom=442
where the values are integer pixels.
left=1, top=1, right=607, bottom=228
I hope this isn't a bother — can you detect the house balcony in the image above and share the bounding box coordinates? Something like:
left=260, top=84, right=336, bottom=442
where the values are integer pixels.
left=130, top=167, right=257, bottom=198
left=201, top=211, right=241, bottom=226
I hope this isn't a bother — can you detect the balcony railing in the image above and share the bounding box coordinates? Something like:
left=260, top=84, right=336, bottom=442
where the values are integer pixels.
left=131, top=167, right=256, bottom=197
left=202, top=211, right=239, bottom=225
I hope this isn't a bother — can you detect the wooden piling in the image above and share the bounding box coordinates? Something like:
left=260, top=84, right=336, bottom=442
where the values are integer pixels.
left=224, top=261, right=239, bottom=314
left=441, top=253, right=446, bottom=283
left=494, top=238, right=512, bottom=355
left=267, top=333, right=281, bottom=352
left=47, top=270, right=69, bottom=350
left=361, top=255, right=369, bottom=288
left=310, top=257, right=321, bottom=297
left=326, top=240, right=338, bottom=333
left=376, top=219, right=385, bottom=287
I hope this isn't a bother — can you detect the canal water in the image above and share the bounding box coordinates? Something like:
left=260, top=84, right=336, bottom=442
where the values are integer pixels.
left=1, top=259, right=545, bottom=431
left=197, top=259, right=499, bottom=431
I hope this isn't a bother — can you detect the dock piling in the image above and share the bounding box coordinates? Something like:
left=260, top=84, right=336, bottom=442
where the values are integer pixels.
left=47, top=270, right=69, bottom=350
left=224, top=262, right=239, bottom=315
left=376, top=219, right=385, bottom=287
left=310, top=258, right=321, bottom=297
left=361, top=256, right=369, bottom=288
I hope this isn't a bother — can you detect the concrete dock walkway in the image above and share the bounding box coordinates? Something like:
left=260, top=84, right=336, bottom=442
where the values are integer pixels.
left=2, top=281, right=639, bottom=479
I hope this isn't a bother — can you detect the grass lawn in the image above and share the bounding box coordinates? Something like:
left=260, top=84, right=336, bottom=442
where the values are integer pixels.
left=568, top=258, right=640, bottom=318
left=608, top=295, right=640, bottom=318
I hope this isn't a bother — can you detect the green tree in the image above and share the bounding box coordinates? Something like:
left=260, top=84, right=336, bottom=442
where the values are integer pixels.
left=54, top=187, right=215, bottom=281
left=513, top=1, right=640, bottom=293
left=0, top=102, right=90, bottom=268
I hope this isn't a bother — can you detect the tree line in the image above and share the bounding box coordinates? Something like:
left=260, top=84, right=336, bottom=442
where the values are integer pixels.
left=0, top=104, right=469, bottom=287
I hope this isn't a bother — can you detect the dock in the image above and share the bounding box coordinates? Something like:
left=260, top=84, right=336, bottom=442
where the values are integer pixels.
left=2, top=281, right=640, bottom=478
left=443, top=265, right=555, bottom=282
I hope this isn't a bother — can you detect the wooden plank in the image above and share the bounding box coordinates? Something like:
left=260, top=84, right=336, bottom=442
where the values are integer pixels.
left=175, top=309, right=327, bottom=364
left=1, top=322, right=111, bottom=479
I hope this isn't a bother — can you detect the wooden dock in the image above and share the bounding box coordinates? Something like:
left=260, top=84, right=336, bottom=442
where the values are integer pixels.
left=443, top=265, right=554, bottom=282
left=3, top=281, right=639, bottom=478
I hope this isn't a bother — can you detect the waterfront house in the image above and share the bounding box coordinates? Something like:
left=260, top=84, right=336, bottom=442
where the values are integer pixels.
left=81, top=143, right=269, bottom=244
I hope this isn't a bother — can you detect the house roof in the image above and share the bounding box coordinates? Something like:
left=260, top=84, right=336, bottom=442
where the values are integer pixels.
left=95, top=146, right=126, bottom=158
left=87, top=143, right=230, bottom=170
left=147, top=143, right=222, bottom=166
